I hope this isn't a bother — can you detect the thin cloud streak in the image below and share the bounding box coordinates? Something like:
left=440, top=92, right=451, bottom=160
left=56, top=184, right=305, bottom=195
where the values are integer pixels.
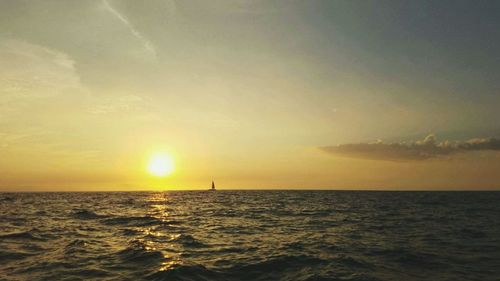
left=321, top=134, right=500, bottom=161
left=102, top=0, right=156, bottom=56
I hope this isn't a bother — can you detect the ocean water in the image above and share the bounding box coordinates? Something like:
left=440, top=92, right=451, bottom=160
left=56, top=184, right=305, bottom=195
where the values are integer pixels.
left=0, top=191, right=499, bottom=281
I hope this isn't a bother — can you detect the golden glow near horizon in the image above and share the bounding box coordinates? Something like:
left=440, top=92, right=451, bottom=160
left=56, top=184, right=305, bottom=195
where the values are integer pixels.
left=147, top=153, right=175, bottom=177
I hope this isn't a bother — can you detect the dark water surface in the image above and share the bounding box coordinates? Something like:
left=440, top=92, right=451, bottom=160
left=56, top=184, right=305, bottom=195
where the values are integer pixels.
left=1, top=191, right=499, bottom=281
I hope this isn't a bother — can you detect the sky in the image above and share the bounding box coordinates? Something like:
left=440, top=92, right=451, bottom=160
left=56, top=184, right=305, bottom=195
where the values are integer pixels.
left=1, top=0, right=500, bottom=191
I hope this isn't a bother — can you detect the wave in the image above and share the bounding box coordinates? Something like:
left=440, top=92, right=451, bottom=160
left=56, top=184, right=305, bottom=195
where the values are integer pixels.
left=0, top=230, right=45, bottom=241
left=68, top=269, right=112, bottom=278
left=119, top=198, right=136, bottom=205
left=71, top=209, right=106, bottom=220
left=101, top=215, right=161, bottom=227
left=230, top=255, right=326, bottom=273
left=171, top=234, right=207, bottom=248
left=64, top=239, right=88, bottom=254
left=213, top=246, right=258, bottom=254
left=116, top=240, right=164, bottom=264
left=0, top=250, right=36, bottom=262
left=16, top=261, right=77, bottom=275
left=335, top=255, right=373, bottom=269
left=122, top=228, right=142, bottom=236
left=0, top=196, right=16, bottom=202
left=225, top=255, right=379, bottom=281
left=368, top=248, right=444, bottom=269
left=147, top=255, right=368, bottom=281
left=459, top=228, right=487, bottom=239
left=147, top=264, right=218, bottom=281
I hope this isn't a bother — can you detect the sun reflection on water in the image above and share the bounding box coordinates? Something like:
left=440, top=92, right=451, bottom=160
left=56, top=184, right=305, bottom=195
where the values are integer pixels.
left=142, top=192, right=184, bottom=271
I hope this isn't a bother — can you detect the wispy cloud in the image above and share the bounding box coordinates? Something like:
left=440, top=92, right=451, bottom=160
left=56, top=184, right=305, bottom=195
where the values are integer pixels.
left=320, top=134, right=500, bottom=161
left=0, top=38, right=81, bottom=98
left=89, top=94, right=146, bottom=115
left=102, top=0, right=156, bottom=56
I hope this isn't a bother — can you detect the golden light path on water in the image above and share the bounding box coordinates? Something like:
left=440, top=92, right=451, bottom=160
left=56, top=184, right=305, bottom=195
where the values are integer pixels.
left=146, top=193, right=182, bottom=271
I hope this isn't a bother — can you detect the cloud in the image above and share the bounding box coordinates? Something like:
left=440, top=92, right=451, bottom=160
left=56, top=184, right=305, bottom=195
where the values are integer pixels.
left=0, top=38, right=81, bottom=98
left=320, top=134, right=500, bottom=161
left=89, top=94, right=147, bottom=115
left=102, top=0, right=156, bottom=56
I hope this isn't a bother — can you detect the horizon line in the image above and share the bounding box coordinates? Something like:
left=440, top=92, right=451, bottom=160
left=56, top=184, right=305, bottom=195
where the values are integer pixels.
left=1, top=188, right=499, bottom=193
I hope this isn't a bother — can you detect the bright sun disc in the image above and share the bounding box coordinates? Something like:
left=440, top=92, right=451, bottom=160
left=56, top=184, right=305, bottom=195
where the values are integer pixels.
left=147, top=153, right=174, bottom=177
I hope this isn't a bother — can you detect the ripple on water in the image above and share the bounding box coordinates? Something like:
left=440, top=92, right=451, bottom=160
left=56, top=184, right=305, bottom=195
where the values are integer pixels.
left=64, top=239, right=89, bottom=255
left=0, top=230, right=46, bottom=241
left=71, top=209, right=107, bottom=220
left=101, top=215, right=162, bottom=227
left=0, top=250, right=36, bottom=262
left=147, top=264, right=218, bottom=281
left=171, top=234, right=207, bottom=248
left=116, top=240, right=165, bottom=265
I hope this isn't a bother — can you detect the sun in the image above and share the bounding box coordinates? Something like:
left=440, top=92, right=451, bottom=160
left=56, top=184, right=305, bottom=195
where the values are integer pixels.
left=147, top=153, right=175, bottom=177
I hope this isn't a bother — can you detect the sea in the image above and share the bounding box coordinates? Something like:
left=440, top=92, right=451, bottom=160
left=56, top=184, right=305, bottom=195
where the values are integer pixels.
left=0, top=191, right=499, bottom=281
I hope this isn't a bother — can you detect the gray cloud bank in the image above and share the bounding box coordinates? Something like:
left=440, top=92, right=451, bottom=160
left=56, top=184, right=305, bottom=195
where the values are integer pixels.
left=321, top=135, right=500, bottom=161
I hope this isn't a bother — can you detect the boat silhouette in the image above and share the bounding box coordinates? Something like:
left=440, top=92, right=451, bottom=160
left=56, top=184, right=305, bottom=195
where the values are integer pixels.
left=209, top=180, right=216, bottom=191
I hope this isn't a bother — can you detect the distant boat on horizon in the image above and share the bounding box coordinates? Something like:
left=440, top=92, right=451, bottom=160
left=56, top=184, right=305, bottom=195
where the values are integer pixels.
left=210, top=180, right=216, bottom=191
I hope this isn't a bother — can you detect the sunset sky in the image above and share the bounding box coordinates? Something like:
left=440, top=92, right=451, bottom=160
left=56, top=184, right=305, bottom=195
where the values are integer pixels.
left=1, top=0, right=500, bottom=191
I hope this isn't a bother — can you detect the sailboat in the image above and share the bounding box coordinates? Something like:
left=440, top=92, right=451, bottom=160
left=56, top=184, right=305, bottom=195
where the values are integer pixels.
left=209, top=180, right=216, bottom=191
